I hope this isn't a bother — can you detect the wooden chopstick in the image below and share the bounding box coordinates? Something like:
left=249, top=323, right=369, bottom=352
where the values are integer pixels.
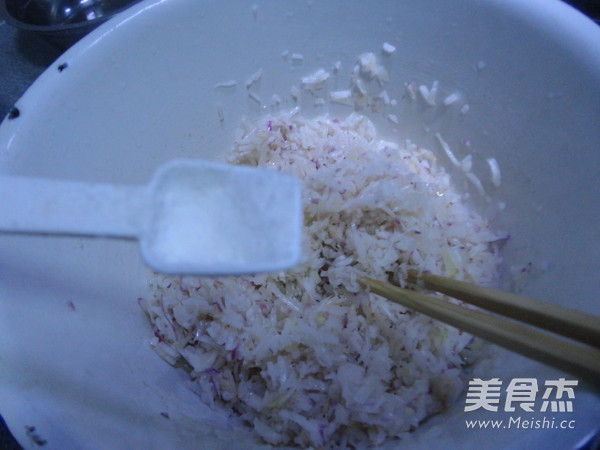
left=359, top=276, right=600, bottom=387
left=408, top=271, right=600, bottom=349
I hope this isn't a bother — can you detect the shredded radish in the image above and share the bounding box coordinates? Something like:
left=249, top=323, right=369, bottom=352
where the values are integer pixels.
left=487, top=157, right=502, bottom=187
left=245, top=69, right=264, bottom=89
left=141, top=112, right=503, bottom=448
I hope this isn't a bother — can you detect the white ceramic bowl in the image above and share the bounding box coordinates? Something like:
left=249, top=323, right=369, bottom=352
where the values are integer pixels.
left=1, top=0, right=599, bottom=448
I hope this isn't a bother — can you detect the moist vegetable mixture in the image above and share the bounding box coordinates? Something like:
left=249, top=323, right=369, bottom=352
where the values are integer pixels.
left=141, top=111, right=503, bottom=447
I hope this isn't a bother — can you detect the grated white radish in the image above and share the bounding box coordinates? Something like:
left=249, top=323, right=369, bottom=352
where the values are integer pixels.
left=141, top=111, right=503, bottom=448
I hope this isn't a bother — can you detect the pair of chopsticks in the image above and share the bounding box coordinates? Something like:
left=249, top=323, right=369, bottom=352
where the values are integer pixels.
left=359, top=272, right=600, bottom=387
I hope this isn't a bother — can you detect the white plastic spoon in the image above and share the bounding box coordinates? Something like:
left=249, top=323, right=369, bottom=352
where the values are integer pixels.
left=0, top=159, right=303, bottom=275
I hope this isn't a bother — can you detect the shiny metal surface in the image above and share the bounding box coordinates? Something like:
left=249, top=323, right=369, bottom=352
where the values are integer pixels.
left=3, top=0, right=141, bottom=47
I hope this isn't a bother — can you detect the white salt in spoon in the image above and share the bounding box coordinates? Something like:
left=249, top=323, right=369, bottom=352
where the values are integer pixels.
left=0, top=159, right=302, bottom=275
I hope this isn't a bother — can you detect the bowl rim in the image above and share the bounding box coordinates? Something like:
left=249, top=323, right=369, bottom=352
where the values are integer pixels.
left=1, top=0, right=599, bottom=448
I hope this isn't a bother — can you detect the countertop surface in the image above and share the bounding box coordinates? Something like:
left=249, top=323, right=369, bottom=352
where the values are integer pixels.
left=0, top=1, right=598, bottom=449
left=0, top=15, right=63, bottom=119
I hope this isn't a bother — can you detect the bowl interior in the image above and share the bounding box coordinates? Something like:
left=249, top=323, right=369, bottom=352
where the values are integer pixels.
left=0, top=0, right=599, bottom=448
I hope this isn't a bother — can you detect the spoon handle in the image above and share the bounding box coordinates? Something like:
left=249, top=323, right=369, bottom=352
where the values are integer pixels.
left=0, top=176, right=148, bottom=238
